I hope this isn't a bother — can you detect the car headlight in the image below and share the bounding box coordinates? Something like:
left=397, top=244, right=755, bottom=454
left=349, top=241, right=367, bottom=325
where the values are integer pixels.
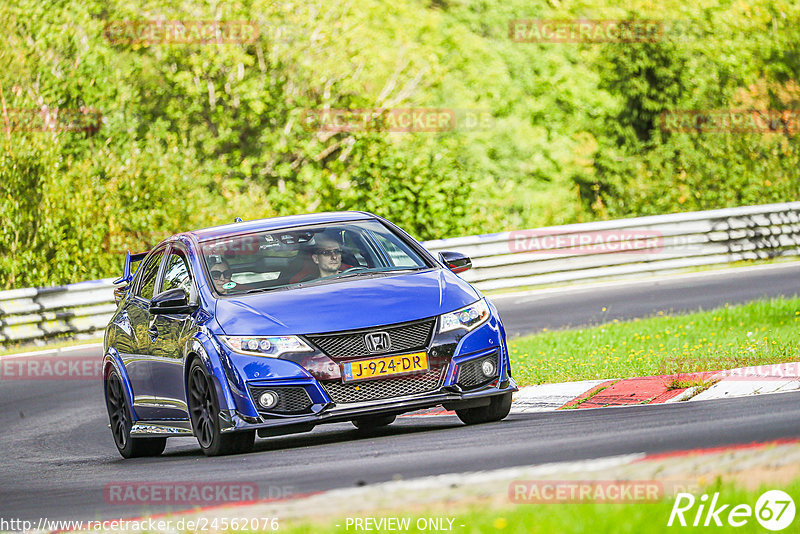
left=439, top=299, right=491, bottom=333
left=219, top=335, right=313, bottom=358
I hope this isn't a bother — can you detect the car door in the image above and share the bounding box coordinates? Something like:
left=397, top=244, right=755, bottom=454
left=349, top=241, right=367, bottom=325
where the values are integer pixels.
left=149, top=246, right=195, bottom=419
left=120, top=246, right=166, bottom=420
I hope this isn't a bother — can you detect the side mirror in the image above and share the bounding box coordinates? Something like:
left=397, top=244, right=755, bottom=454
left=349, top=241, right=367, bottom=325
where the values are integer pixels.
left=149, top=288, right=195, bottom=315
left=113, top=285, right=129, bottom=305
left=439, top=251, right=472, bottom=274
left=113, top=250, right=148, bottom=305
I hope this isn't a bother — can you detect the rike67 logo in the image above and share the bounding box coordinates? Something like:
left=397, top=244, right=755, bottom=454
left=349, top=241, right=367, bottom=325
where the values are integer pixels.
left=668, top=490, right=795, bottom=531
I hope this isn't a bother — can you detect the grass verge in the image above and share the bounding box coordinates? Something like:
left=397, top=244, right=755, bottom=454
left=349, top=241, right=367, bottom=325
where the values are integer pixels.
left=508, top=297, right=800, bottom=386
left=277, top=478, right=800, bottom=534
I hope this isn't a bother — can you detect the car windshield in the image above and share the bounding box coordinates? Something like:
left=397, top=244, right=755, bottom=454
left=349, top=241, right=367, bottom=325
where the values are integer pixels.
left=200, top=220, right=431, bottom=296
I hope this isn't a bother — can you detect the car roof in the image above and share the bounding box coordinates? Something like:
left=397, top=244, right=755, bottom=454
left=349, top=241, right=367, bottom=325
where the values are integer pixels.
left=186, top=211, right=377, bottom=243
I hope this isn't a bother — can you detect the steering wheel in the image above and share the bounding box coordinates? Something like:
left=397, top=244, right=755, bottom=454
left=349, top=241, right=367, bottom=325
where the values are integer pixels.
left=339, top=266, right=368, bottom=274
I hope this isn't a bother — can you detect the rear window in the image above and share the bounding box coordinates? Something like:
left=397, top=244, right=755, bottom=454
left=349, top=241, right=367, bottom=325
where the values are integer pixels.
left=200, top=220, right=430, bottom=296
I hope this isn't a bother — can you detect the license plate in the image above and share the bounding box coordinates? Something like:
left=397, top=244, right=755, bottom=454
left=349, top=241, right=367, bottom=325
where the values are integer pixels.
left=342, top=352, right=428, bottom=382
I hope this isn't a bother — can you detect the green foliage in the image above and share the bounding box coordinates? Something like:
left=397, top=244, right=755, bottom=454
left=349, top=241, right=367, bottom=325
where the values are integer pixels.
left=586, top=2, right=800, bottom=217
left=0, top=0, right=798, bottom=289
left=0, top=142, right=51, bottom=287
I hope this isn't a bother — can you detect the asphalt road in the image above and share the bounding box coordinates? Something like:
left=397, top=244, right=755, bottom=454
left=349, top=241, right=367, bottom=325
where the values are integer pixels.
left=492, top=263, right=800, bottom=337
left=1, top=263, right=799, bottom=522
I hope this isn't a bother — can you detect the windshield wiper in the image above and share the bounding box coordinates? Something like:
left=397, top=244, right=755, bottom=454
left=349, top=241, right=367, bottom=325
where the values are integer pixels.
left=386, top=266, right=428, bottom=272
left=333, top=271, right=381, bottom=281
left=334, top=267, right=425, bottom=280
left=239, top=283, right=300, bottom=294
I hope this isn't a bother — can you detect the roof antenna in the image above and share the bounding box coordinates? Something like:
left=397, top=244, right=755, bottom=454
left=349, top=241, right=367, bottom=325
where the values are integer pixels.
left=234, top=217, right=243, bottom=223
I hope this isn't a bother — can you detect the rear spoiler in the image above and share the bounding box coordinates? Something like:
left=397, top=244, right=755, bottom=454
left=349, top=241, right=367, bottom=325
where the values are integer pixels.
left=113, top=250, right=149, bottom=285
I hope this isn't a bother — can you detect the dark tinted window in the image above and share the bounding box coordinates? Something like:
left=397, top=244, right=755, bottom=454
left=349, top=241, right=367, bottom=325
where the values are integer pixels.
left=200, top=220, right=430, bottom=296
left=161, top=250, right=192, bottom=295
left=137, top=250, right=164, bottom=300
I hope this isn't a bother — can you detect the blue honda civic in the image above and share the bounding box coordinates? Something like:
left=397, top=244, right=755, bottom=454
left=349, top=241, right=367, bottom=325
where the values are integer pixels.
left=103, top=212, right=517, bottom=457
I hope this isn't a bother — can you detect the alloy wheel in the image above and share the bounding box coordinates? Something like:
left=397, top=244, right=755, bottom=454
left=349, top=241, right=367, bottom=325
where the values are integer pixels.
left=106, top=373, right=129, bottom=449
left=189, top=366, right=216, bottom=448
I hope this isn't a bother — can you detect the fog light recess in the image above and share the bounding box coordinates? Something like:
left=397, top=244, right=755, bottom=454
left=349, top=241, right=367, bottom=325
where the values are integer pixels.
left=258, top=390, right=279, bottom=409
left=481, top=360, right=496, bottom=377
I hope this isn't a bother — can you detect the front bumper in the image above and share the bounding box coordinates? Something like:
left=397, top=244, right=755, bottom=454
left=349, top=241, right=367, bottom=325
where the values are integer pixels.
left=222, top=377, right=518, bottom=433
left=206, top=305, right=515, bottom=434
left=129, top=377, right=518, bottom=438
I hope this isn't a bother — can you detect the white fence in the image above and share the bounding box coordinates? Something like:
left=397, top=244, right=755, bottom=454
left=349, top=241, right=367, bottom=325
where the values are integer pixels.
left=0, top=278, right=117, bottom=345
left=424, top=202, right=800, bottom=290
left=2, top=202, right=799, bottom=345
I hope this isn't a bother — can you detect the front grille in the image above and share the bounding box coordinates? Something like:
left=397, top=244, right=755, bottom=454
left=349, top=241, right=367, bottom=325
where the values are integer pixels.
left=306, top=319, right=435, bottom=360
left=321, top=368, right=444, bottom=404
left=248, top=385, right=314, bottom=415
left=457, top=352, right=499, bottom=389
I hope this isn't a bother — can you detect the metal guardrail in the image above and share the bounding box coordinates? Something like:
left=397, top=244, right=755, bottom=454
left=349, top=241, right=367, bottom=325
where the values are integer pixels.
left=0, top=278, right=117, bottom=345
left=2, top=202, right=799, bottom=345
left=424, top=201, right=800, bottom=291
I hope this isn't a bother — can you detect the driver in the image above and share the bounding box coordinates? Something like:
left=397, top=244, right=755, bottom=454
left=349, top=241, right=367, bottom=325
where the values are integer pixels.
left=311, top=236, right=343, bottom=278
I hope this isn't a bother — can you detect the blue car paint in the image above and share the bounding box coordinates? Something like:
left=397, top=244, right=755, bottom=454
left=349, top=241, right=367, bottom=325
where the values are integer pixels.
left=104, top=212, right=517, bottom=439
left=212, top=269, right=480, bottom=336
left=102, top=347, right=140, bottom=418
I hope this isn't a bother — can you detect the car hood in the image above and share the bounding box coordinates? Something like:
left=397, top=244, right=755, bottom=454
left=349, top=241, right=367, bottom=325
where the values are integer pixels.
left=214, top=269, right=481, bottom=335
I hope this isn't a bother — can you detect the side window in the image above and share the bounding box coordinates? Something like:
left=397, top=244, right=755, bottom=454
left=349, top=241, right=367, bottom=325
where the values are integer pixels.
left=136, top=250, right=164, bottom=301
left=161, top=251, right=193, bottom=295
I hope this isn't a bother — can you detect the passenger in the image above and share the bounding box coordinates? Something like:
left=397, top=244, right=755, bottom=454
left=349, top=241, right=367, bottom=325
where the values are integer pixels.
left=209, top=258, right=234, bottom=294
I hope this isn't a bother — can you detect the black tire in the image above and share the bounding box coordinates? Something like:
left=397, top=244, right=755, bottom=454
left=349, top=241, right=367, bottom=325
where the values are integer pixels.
left=352, top=414, right=396, bottom=430
left=187, top=359, right=255, bottom=456
left=105, top=370, right=167, bottom=458
left=455, top=392, right=513, bottom=425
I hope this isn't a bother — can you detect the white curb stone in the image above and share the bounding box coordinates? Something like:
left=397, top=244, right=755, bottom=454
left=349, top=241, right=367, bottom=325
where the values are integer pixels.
left=511, top=379, right=610, bottom=413
left=690, top=379, right=800, bottom=401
